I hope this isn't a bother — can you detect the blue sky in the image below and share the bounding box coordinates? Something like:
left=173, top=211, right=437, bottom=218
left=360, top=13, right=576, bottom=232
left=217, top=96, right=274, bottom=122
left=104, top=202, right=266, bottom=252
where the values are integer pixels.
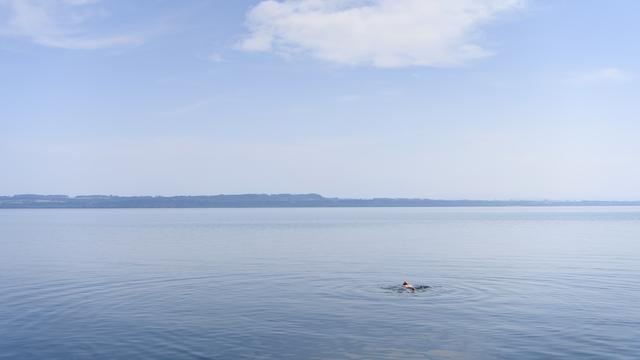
left=1, top=0, right=639, bottom=199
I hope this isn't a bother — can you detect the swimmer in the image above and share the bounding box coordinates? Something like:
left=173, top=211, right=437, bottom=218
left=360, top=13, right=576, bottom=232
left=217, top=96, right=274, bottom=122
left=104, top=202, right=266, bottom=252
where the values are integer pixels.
left=402, top=280, right=415, bottom=292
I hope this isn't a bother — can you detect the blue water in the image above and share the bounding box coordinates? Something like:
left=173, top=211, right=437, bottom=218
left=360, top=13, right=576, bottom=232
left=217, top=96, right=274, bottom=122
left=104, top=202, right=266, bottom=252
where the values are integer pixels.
left=1, top=207, right=639, bottom=359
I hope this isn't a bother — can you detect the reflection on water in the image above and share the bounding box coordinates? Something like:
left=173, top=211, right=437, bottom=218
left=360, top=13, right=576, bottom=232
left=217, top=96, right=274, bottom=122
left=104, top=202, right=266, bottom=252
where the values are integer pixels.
left=1, top=207, right=639, bottom=359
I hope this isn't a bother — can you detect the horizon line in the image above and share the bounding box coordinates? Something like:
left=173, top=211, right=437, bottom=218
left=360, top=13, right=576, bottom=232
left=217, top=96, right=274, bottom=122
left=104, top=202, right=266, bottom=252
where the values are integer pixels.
left=2, top=193, right=640, bottom=203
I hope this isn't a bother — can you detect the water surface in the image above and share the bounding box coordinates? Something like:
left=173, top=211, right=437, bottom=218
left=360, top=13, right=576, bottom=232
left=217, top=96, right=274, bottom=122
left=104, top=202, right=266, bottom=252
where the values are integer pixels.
left=1, top=207, right=639, bottom=359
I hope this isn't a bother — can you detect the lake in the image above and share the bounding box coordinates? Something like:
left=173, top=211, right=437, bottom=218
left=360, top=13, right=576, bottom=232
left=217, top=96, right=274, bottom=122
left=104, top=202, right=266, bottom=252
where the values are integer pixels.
left=1, top=207, right=639, bottom=359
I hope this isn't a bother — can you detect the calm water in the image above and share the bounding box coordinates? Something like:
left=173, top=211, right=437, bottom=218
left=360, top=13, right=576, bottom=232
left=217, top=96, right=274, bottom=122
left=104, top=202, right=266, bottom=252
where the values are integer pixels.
left=1, top=207, right=639, bottom=359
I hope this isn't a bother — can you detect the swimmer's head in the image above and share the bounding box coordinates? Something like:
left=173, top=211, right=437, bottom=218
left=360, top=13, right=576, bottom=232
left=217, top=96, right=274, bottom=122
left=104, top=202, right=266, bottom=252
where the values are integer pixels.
left=403, top=281, right=408, bottom=285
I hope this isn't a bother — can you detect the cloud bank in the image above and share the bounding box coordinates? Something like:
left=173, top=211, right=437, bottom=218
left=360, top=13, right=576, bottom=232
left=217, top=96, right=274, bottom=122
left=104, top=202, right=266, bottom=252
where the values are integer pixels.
left=239, top=0, right=523, bottom=67
left=0, top=0, right=145, bottom=49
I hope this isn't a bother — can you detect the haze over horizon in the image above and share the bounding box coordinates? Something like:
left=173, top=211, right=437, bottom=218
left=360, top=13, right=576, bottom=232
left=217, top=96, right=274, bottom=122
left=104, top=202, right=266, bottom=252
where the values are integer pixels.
left=2, top=0, right=639, bottom=201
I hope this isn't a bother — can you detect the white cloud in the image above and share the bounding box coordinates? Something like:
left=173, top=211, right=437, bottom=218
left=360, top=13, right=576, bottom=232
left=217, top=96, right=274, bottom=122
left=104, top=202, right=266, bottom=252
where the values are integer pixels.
left=337, top=94, right=361, bottom=102
left=579, top=67, right=631, bottom=83
left=0, top=0, right=145, bottom=49
left=239, top=0, right=523, bottom=68
left=208, top=52, right=225, bottom=62
left=62, top=0, right=100, bottom=5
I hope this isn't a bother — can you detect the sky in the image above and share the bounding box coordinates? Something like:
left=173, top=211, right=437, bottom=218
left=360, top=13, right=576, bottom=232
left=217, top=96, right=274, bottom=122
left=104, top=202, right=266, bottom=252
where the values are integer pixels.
left=1, top=0, right=639, bottom=200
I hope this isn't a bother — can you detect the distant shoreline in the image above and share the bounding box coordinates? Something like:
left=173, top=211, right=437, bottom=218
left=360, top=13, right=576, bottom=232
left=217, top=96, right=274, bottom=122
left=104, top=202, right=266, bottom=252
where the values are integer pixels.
left=1, top=194, right=639, bottom=209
